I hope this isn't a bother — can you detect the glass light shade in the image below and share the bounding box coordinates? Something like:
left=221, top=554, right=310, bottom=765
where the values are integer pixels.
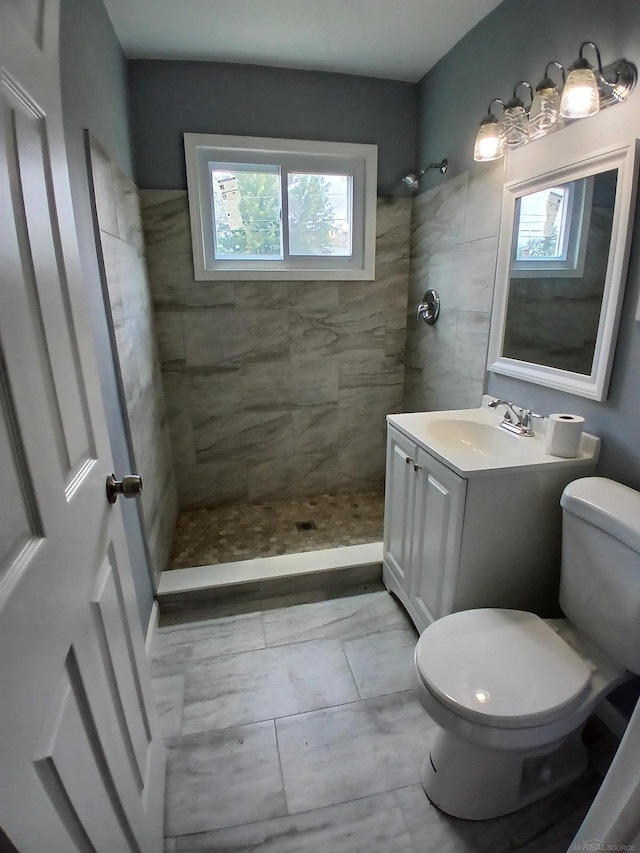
left=560, top=67, right=600, bottom=118
left=501, top=105, right=529, bottom=148
left=529, top=86, right=561, bottom=139
left=473, top=119, right=504, bottom=162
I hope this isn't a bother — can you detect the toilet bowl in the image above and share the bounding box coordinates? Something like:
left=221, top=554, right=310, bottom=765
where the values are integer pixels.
left=412, top=477, right=640, bottom=820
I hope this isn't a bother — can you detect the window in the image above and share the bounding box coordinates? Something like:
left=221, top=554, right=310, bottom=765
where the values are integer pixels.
left=510, top=176, right=593, bottom=278
left=184, top=134, right=378, bottom=280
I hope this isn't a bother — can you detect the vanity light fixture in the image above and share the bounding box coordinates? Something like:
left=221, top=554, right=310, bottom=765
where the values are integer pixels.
left=401, top=159, right=449, bottom=190
left=529, top=62, right=565, bottom=140
left=473, top=42, right=636, bottom=161
left=473, top=99, right=505, bottom=162
left=502, top=82, right=533, bottom=149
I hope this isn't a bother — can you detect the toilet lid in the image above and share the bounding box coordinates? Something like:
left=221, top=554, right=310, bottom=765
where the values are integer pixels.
left=415, top=609, right=591, bottom=728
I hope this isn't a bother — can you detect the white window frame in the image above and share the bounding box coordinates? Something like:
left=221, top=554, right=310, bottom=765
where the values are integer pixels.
left=510, top=177, right=593, bottom=278
left=184, top=133, right=378, bottom=280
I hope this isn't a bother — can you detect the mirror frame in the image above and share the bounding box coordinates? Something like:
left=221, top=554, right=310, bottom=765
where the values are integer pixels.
left=487, top=119, right=639, bottom=401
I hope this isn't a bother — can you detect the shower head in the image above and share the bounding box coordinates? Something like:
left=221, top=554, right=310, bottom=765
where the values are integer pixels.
left=402, top=173, right=420, bottom=191
left=401, top=158, right=448, bottom=191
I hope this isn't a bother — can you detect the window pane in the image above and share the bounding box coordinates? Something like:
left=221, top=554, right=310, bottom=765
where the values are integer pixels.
left=211, top=166, right=283, bottom=260
left=515, top=187, right=567, bottom=260
left=287, top=174, right=352, bottom=257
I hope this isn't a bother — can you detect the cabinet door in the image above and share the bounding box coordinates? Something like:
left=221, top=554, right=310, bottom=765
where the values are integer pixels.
left=410, top=448, right=466, bottom=625
left=383, top=427, right=417, bottom=592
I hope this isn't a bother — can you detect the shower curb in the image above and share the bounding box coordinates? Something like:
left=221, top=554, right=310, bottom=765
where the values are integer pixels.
left=156, top=542, right=383, bottom=614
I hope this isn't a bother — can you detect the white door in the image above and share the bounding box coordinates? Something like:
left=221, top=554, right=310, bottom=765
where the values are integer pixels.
left=0, top=3, right=165, bottom=851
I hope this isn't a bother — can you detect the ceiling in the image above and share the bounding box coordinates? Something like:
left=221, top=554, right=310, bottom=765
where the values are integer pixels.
left=102, top=0, right=504, bottom=83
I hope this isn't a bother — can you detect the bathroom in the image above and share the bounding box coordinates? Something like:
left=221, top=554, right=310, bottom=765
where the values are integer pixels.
left=11, top=0, right=638, bottom=847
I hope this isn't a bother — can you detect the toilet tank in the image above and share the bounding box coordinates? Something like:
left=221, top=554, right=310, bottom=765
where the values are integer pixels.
left=560, top=477, right=640, bottom=675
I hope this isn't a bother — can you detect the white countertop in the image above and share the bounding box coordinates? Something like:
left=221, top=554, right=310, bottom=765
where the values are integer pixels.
left=387, top=398, right=600, bottom=478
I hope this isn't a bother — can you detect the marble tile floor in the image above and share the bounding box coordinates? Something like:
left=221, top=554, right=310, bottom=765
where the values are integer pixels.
left=153, top=584, right=619, bottom=852
left=168, top=490, right=384, bottom=570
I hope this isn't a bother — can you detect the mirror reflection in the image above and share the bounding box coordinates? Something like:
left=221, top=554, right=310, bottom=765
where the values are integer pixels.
left=502, top=168, right=617, bottom=375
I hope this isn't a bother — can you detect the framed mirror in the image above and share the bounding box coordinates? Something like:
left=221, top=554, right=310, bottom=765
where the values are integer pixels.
left=487, top=127, right=639, bottom=400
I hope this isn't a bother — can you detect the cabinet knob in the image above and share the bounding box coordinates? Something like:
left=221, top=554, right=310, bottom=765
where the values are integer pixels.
left=414, top=463, right=422, bottom=472
left=406, top=456, right=412, bottom=464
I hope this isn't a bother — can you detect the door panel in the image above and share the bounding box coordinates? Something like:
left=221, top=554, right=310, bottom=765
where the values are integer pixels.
left=0, top=3, right=165, bottom=850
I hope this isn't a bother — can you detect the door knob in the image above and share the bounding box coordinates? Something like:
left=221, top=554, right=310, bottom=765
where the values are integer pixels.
left=106, top=473, right=143, bottom=504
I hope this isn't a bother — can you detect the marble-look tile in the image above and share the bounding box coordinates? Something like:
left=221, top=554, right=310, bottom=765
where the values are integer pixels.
left=183, top=308, right=290, bottom=368
left=88, top=136, right=118, bottom=237
left=262, top=590, right=408, bottom=646
left=181, top=638, right=359, bottom=734
left=194, top=410, right=293, bottom=466
left=151, top=612, right=265, bottom=670
left=289, top=281, right=341, bottom=317
left=240, top=361, right=293, bottom=411
left=426, top=237, right=498, bottom=314
left=247, top=451, right=338, bottom=503
left=140, top=189, right=192, bottom=253
left=395, top=769, right=602, bottom=853
left=419, top=371, right=484, bottom=413
left=164, top=839, right=176, bottom=853
left=258, top=565, right=383, bottom=609
left=338, top=444, right=386, bottom=492
left=290, top=355, right=339, bottom=406
left=155, top=312, right=185, bottom=366
left=173, top=791, right=414, bottom=852
left=464, top=159, right=504, bottom=243
left=235, top=280, right=290, bottom=310
left=164, top=721, right=287, bottom=836
left=152, top=674, right=185, bottom=739
left=453, top=310, right=491, bottom=383
left=276, top=691, right=436, bottom=814
left=159, top=585, right=264, bottom=626
left=176, top=460, right=248, bottom=509
left=292, top=403, right=340, bottom=455
left=112, top=165, right=144, bottom=253
left=188, top=369, right=243, bottom=421
left=343, top=625, right=418, bottom=699
left=411, top=173, right=468, bottom=258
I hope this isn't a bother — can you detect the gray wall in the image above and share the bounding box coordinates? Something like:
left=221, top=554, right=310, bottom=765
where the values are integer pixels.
left=60, top=0, right=155, bottom=630
left=128, top=60, right=418, bottom=197
left=416, top=0, right=640, bottom=489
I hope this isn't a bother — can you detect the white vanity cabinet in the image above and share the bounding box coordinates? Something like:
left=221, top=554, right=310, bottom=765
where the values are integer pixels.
left=383, top=411, right=600, bottom=634
left=384, top=427, right=465, bottom=627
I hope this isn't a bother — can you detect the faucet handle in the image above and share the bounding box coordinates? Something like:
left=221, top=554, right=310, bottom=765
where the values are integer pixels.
left=520, top=409, right=543, bottom=430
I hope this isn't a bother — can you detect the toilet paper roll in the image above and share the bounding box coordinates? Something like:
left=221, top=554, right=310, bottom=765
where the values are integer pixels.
left=546, top=414, right=585, bottom=458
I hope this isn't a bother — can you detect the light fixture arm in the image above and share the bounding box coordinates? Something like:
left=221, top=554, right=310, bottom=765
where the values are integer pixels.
left=579, top=40, right=605, bottom=76
left=508, top=81, right=533, bottom=111
left=543, top=60, right=566, bottom=86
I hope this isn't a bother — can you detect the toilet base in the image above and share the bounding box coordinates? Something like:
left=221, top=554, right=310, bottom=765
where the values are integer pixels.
left=421, top=725, right=588, bottom=820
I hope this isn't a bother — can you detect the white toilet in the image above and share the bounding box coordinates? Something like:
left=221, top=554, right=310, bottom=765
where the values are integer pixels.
left=413, top=476, right=640, bottom=820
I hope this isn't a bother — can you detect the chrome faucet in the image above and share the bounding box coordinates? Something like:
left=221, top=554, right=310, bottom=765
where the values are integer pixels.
left=488, top=399, right=539, bottom=437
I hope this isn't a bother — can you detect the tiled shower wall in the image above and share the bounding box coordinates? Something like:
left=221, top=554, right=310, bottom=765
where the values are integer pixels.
left=140, top=193, right=411, bottom=509
left=89, top=138, right=177, bottom=578
left=403, top=161, right=504, bottom=412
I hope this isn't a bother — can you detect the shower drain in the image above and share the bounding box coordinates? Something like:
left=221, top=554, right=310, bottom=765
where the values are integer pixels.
left=295, top=521, right=317, bottom=532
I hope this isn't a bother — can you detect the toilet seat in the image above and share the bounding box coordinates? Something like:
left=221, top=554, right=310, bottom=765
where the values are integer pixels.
left=415, top=609, right=592, bottom=729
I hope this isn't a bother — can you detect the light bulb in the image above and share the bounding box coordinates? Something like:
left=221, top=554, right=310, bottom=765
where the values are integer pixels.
left=473, top=118, right=503, bottom=162
left=560, top=67, right=600, bottom=118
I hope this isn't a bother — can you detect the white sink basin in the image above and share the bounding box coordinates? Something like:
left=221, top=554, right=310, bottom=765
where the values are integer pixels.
left=426, top=419, right=529, bottom=458
left=387, top=398, right=600, bottom=477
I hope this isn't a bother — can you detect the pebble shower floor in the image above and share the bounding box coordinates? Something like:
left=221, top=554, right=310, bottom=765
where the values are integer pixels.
left=168, top=490, right=385, bottom=570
